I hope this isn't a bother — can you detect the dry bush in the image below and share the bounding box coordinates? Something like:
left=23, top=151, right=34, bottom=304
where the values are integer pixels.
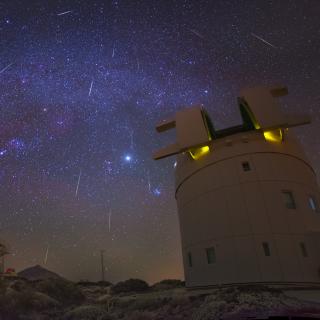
left=97, top=281, right=113, bottom=287
left=8, top=279, right=30, bottom=291
left=152, top=279, right=184, bottom=291
left=95, top=294, right=113, bottom=305
left=126, top=296, right=165, bottom=311
left=168, top=295, right=190, bottom=308
left=62, top=305, right=114, bottom=320
left=77, top=280, right=112, bottom=287
left=35, top=278, right=85, bottom=306
left=111, top=279, right=149, bottom=295
left=123, top=310, right=156, bottom=320
left=0, top=283, right=59, bottom=320
left=112, top=294, right=160, bottom=311
left=32, top=291, right=60, bottom=309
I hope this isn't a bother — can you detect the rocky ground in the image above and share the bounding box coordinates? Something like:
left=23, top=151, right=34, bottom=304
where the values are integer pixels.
left=0, top=277, right=320, bottom=320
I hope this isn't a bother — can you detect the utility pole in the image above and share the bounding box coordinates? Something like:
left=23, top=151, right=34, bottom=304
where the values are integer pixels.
left=100, top=250, right=105, bottom=282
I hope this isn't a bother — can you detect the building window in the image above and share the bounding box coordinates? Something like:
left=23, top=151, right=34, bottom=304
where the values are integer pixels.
left=242, top=161, right=251, bottom=171
left=187, top=252, right=192, bottom=267
left=262, top=242, right=271, bottom=256
left=309, top=196, right=319, bottom=212
left=206, top=247, right=216, bottom=264
left=282, top=190, right=296, bottom=209
left=300, top=242, right=308, bottom=257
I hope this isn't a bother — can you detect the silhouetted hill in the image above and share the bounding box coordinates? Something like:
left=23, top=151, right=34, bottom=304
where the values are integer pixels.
left=18, top=265, right=63, bottom=281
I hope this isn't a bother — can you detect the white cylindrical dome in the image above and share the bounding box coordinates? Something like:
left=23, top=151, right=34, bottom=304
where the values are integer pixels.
left=175, top=131, right=320, bottom=287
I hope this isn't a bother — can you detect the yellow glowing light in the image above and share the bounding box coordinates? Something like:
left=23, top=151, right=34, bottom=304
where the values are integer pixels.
left=263, top=129, right=283, bottom=142
left=241, top=103, right=261, bottom=129
left=247, top=107, right=261, bottom=130
left=189, top=146, right=210, bottom=160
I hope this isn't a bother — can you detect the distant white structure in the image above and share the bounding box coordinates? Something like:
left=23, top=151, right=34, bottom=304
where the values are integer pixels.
left=0, top=241, right=9, bottom=274
left=154, top=86, right=320, bottom=287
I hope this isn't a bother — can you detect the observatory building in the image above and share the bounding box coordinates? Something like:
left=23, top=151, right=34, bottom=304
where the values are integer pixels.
left=153, top=86, right=320, bottom=287
left=0, top=241, right=9, bottom=274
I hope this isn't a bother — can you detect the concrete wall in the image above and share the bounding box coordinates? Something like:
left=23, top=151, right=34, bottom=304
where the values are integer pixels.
left=175, top=131, right=320, bottom=287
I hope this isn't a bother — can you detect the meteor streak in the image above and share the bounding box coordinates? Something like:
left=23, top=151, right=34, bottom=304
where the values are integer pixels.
left=57, top=11, right=72, bottom=16
left=251, top=33, right=276, bottom=49
left=75, top=169, right=82, bottom=197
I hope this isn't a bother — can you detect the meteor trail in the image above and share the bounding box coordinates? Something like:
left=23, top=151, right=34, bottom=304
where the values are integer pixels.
left=44, top=245, right=49, bottom=265
left=108, top=210, right=112, bottom=232
left=251, top=33, right=277, bottom=49
left=147, top=171, right=151, bottom=192
left=57, top=10, right=72, bottom=16
left=129, top=130, right=134, bottom=149
left=0, top=63, right=13, bottom=75
left=75, top=169, right=82, bottom=197
left=89, top=80, right=94, bottom=96
left=188, top=28, right=205, bottom=39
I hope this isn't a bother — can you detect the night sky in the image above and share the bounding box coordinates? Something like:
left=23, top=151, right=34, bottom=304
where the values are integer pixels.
left=1, top=0, right=320, bottom=283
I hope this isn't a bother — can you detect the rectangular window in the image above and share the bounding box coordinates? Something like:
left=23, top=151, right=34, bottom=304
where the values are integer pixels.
left=262, top=242, right=271, bottom=256
left=206, top=247, right=216, bottom=264
left=300, top=242, right=308, bottom=257
left=242, top=161, right=251, bottom=171
left=187, top=252, right=192, bottom=267
left=282, top=190, right=296, bottom=209
left=309, top=196, right=319, bottom=212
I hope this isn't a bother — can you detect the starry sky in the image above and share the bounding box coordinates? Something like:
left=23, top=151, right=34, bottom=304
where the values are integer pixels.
left=1, top=0, right=320, bottom=283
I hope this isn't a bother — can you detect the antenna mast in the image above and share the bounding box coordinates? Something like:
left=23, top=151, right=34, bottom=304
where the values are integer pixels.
left=100, top=250, right=105, bottom=282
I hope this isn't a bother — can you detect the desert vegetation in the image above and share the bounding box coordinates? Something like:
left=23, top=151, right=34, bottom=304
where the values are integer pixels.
left=0, top=277, right=319, bottom=320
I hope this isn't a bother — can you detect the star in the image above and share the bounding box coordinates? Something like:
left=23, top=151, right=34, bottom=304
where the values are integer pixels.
left=124, top=155, right=132, bottom=162
left=152, top=188, right=161, bottom=196
left=9, top=138, right=25, bottom=151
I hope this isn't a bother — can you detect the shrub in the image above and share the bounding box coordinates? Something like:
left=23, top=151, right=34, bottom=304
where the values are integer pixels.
left=96, top=294, right=112, bottom=304
left=111, top=279, right=149, bottom=294
left=97, top=281, right=113, bottom=287
left=127, top=296, right=165, bottom=311
left=152, top=279, right=184, bottom=291
left=63, top=305, right=114, bottom=320
left=36, top=278, right=85, bottom=306
left=0, top=286, right=58, bottom=319
left=32, top=291, right=60, bottom=310
left=8, top=279, right=29, bottom=292
left=77, top=281, right=99, bottom=287
left=77, top=280, right=112, bottom=287
left=169, top=295, right=190, bottom=308
left=123, top=310, right=155, bottom=320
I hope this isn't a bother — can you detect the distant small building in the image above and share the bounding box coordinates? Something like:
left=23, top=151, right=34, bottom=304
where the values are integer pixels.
left=3, top=268, right=17, bottom=278
left=0, top=241, right=9, bottom=274
left=154, top=86, right=320, bottom=287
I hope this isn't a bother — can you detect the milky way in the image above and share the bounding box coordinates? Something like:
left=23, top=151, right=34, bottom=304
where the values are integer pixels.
left=1, top=0, right=320, bottom=283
